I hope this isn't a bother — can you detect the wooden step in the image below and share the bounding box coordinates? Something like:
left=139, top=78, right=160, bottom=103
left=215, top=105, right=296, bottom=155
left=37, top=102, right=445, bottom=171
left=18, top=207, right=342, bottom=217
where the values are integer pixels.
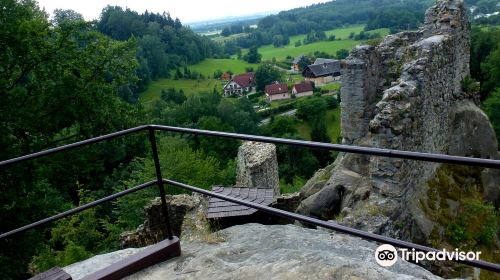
left=81, top=237, right=181, bottom=280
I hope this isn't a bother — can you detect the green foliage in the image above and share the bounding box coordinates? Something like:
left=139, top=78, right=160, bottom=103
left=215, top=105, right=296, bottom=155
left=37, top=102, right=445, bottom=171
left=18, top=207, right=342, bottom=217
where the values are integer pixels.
left=280, top=176, right=307, bottom=193
left=461, top=76, right=480, bottom=95
left=255, top=64, right=284, bottom=91
left=113, top=136, right=236, bottom=229
left=336, top=48, right=350, bottom=59
left=31, top=189, right=111, bottom=272
left=0, top=1, right=144, bottom=278
left=161, top=88, right=187, bottom=105
left=422, top=165, right=499, bottom=269
left=296, top=97, right=328, bottom=121
left=257, top=101, right=296, bottom=118
left=482, top=88, right=500, bottom=144
left=97, top=5, right=223, bottom=94
left=244, top=46, right=262, bottom=63
left=470, top=26, right=500, bottom=99
left=234, top=0, right=430, bottom=49
left=481, top=46, right=500, bottom=97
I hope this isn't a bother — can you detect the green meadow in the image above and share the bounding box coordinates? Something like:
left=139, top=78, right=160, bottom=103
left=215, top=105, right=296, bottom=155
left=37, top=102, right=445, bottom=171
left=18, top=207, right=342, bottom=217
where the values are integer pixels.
left=296, top=107, right=341, bottom=142
left=139, top=78, right=221, bottom=106
left=260, top=26, right=390, bottom=61
left=188, top=58, right=259, bottom=77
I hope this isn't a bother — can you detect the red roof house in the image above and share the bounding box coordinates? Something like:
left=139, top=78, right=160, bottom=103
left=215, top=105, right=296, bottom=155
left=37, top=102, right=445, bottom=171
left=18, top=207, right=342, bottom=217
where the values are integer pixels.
left=292, top=82, right=314, bottom=97
left=265, top=83, right=290, bottom=102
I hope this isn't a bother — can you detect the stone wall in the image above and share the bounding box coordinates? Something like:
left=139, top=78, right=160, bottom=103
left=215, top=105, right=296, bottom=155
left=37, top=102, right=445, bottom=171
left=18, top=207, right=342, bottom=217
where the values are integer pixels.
left=298, top=0, right=499, bottom=248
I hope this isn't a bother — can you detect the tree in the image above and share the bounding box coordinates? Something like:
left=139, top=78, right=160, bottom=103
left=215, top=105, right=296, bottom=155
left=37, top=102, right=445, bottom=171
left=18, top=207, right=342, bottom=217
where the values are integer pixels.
left=255, top=64, right=283, bottom=91
left=481, top=46, right=500, bottom=99
left=221, top=27, right=231, bottom=37
left=336, top=49, right=350, bottom=59
left=296, top=97, right=328, bottom=121
left=244, top=46, right=262, bottom=63
left=298, top=56, right=311, bottom=70
left=0, top=2, right=141, bottom=278
left=310, top=120, right=333, bottom=165
left=482, top=88, right=500, bottom=146
left=52, top=9, right=84, bottom=26
left=161, top=88, right=187, bottom=104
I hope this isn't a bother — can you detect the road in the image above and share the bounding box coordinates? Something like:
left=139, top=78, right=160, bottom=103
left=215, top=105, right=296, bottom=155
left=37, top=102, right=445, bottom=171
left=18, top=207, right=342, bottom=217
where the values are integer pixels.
left=259, top=109, right=297, bottom=126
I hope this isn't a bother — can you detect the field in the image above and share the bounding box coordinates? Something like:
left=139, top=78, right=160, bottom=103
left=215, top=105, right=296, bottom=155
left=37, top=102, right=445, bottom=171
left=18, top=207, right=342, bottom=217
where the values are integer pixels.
left=259, top=25, right=390, bottom=61
left=296, top=107, right=341, bottom=142
left=139, top=78, right=220, bottom=105
left=260, top=40, right=359, bottom=61
left=188, top=58, right=259, bottom=77
left=319, top=83, right=341, bottom=91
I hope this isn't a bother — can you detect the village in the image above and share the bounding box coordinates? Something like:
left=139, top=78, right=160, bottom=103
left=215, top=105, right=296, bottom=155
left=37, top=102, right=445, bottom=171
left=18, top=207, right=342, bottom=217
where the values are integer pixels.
left=220, top=56, right=341, bottom=104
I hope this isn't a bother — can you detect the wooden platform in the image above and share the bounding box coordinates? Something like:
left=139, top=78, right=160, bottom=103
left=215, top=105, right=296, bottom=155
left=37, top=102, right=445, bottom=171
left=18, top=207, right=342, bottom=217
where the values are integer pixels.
left=80, top=236, right=180, bottom=280
left=29, top=267, right=72, bottom=280
left=207, top=187, right=274, bottom=219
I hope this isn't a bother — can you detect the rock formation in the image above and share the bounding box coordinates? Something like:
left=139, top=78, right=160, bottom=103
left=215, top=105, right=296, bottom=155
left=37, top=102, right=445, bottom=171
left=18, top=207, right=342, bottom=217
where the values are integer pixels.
left=121, top=194, right=206, bottom=248
left=236, top=141, right=280, bottom=195
left=297, top=0, right=499, bottom=253
left=66, top=224, right=444, bottom=280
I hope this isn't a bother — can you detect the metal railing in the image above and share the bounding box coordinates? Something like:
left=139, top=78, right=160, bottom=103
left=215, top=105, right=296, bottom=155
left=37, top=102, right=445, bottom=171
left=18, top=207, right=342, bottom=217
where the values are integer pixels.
left=0, top=125, right=499, bottom=273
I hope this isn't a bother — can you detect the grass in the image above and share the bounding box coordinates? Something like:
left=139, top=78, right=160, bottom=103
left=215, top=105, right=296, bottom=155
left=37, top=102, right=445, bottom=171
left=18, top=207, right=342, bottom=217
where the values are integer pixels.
left=188, top=58, right=259, bottom=77
left=260, top=40, right=360, bottom=61
left=139, top=78, right=220, bottom=106
left=296, top=107, right=341, bottom=142
left=260, top=25, right=390, bottom=61
left=289, top=25, right=364, bottom=43
left=319, top=83, right=341, bottom=91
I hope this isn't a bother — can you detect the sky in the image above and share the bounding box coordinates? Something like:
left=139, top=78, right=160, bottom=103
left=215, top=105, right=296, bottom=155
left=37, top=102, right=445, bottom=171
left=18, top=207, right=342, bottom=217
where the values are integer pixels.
left=36, top=0, right=326, bottom=24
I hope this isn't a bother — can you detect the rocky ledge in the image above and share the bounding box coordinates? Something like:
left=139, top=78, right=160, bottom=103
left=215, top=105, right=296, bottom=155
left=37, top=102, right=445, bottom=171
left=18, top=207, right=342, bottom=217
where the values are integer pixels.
left=66, top=224, right=444, bottom=280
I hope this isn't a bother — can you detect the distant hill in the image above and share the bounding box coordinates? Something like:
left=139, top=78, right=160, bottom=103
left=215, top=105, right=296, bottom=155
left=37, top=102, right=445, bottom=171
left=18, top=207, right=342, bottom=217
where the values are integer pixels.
left=233, top=0, right=434, bottom=48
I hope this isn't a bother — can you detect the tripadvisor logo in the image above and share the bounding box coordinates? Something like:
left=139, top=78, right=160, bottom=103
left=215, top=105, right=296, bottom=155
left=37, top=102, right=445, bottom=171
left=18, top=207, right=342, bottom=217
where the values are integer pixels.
left=374, top=244, right=482, bottom=267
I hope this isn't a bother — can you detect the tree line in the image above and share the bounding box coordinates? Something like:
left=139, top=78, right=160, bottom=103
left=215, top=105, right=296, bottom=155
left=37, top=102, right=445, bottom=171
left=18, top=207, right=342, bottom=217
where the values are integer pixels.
left=227, top=0, right=432, bottom=50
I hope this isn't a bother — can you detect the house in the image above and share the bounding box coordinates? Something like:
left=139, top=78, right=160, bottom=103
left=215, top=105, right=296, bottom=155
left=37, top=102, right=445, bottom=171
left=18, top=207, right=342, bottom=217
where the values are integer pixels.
left=292, top=82, right=314, bottom=98
left=265, top=83, right=289, bottom=102
left=291, top=55, right=305, bottom=71
left=313, top=58, right=336, bottom=65
left=223, top=72, right=255, bottom=96
left=302, top=60, right=341, bottom=86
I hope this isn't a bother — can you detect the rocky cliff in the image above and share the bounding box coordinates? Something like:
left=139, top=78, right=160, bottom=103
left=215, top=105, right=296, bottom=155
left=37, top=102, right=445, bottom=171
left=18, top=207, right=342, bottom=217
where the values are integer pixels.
left=66, top=224, right=444, bottom=280
left=297, top=0, right=499, bottom=269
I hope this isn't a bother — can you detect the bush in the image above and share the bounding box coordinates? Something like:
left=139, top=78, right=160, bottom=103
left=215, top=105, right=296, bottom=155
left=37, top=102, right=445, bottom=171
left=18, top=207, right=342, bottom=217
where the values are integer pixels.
left=257, top=102, right=296, bottom=118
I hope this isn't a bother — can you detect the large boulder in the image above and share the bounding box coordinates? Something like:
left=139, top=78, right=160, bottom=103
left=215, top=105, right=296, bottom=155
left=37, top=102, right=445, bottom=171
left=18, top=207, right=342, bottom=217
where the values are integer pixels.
left=65, top=224, right=445, bottom=280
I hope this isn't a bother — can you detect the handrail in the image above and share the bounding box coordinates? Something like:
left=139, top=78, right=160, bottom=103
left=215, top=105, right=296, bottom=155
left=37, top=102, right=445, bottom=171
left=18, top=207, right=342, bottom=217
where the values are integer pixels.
left=164, top=179, right=500, bottom=273
left=0, top=181, right=158, bottom=239
left=1, top=125, right=499, bottom=274
left=1, top=125, right=500, bottom=169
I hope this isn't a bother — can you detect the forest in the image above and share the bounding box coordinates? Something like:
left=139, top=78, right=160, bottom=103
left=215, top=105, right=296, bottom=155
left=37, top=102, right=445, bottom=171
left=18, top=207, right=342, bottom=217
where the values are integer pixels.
left=230, top=0, right=432, bottom=49
left=0, top=1, right=334, bottom=278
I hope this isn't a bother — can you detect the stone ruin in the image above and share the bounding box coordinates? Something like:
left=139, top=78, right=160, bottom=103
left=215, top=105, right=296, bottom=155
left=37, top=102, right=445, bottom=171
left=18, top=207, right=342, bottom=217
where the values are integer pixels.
left=236, top=141, right=280, bottom=194
left=297, top=0, right=500, bottom=249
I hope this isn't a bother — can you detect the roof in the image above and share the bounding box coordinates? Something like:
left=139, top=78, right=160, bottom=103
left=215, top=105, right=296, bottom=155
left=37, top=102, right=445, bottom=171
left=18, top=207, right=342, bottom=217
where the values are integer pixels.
left=293, top=82, right=314, bottom=93
left=206, top=186, right=274, bottom=219
left=292, top=55, right=305, bottom=64
left=231, top=72, right=255, bottom=88
left=314, top=58, right=336, bottom=65
left=302, top=61, right=340, bottom=78
left=265, top=83, right=289, bottom=95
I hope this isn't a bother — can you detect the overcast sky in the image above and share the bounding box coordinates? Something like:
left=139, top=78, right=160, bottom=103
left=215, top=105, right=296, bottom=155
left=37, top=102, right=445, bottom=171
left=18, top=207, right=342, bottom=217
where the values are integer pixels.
left=37, top=0, right=326, bottom=23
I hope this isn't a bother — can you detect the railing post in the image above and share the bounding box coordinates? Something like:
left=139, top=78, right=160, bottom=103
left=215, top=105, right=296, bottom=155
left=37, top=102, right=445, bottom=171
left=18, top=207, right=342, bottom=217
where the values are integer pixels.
left=148, top=127, right=174, bottom=240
